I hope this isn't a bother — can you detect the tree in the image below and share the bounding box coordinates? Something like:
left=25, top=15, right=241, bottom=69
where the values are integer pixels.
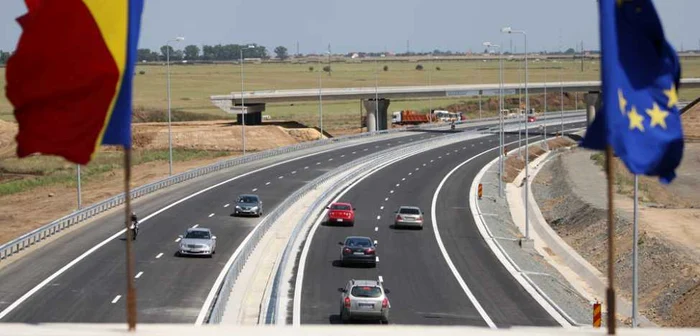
left=160, top=45, right=175, bottom=59
left=137, top=48, right=153, bottom=62
left=274, top=46, right=289, bottom=60
left=564, top=48, right=576, bottom=54
left=184, top=45, right=200, bottom=60
left=0, top=50, right=10, bottom=64
left=415, top=64, right=424, bottom=70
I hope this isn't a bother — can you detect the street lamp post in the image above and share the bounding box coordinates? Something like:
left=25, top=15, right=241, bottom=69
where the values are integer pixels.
left=484, top=42, right=504, bottom=197
left=239, top=44, right=256, bottom=155
left=503, top=26, right=530, bottom=240
left=166, top=36, right=184, bottom=176
left=375, top=58, right=379, bottom=131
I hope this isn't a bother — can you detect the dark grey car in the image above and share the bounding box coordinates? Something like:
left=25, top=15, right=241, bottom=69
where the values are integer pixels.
left=338, top=236, right=377, bottom=267
left=234, top=194, right=263, bottom=217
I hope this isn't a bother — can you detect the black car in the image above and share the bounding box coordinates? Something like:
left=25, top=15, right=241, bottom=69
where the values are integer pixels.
left=338, top=236, right=377, bottom=267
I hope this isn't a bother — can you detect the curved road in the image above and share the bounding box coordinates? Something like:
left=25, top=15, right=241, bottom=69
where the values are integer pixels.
left=298, top=121, right=586, bottom=327
left=0, top=129, right=456, bottom=323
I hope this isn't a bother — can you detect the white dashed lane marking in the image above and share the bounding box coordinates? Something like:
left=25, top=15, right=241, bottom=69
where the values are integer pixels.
left=375, top=227, right=379, bottom=232
left=401, top=178, right=406, bottom=181
left=135, top=272, right=143, bottom=279
left=224, top=204, right=230, bottom=208
left=385, top=197, right=389, bottom=201
left=175, top=238, right=181, bottom=242
left=376, top=215, right=381, bottom=220
left=380, top=206, right=384, bottom=210
left=265, top=182, right=271, bottom=185
left=304, top=166, right=309, bottom=169
left=111, top=295, right=121, bottom=304
left=156, top=253, right=164, bottom=259
left=193, top=224, right=200, bottom=228
left=396, top=184, right=400, bottom=187
left=292, top=171, right=297, bottom=174
left=316, top=162, right=321, bottom=165
left=252, top=188, right=258, bottom=192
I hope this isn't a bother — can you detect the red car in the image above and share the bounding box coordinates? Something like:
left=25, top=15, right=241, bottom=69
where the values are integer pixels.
left=527, top=116, right=536, bottom=123
left=326, top=202, right=355, bottom=225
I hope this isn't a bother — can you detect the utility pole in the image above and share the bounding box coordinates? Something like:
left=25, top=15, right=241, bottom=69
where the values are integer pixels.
left=580, top=41, right=585, bottom=72
left=327, top=43, right=332, bottom=76
left=406, top=40, right=410, bottom=55
left=296, top=41, right=299, bottom=57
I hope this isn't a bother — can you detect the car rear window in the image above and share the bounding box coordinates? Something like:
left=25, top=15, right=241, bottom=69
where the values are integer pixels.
left=351, top=286, right=382, bottom=298
left=331, top=204, right=352, bottom=210
left=399, top=208, right=420, bottom=215
left=345, top=238, right=372, bottom=247
left=185, top=231, right=211, bottom=239
left=239, top=196, right=258, bottom=203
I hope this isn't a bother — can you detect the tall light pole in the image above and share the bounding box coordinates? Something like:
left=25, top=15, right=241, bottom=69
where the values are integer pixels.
left=484, top=42, right=504, bottom=197
left=428, top=53, right=433, bottom=123
left=374, top=57, right=379, bottom=130
left=543, top=59, right=548, bottom=149
left=239, top=44, right=256, bottom=155
left=318, top=51, right=330, bottom=138
left=503, top=26, right=530, bottom=240
left=166, top=36, right=184, bottom=176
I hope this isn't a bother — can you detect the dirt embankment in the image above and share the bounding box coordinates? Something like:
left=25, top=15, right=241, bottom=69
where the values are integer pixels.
left=532, top=148, right=700, bottom=327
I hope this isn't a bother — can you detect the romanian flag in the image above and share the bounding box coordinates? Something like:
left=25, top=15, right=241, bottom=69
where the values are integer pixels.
left=6, top=0, right=145, bottom=165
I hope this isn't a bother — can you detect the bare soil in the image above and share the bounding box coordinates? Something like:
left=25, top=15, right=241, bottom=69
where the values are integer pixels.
left=532, top=147, right=700, bottom=327
left=502, top=136, right=576, bottom=183
left=683, top=100, right=700, bottom=141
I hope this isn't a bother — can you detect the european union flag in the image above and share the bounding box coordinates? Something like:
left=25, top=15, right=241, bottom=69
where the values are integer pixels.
left=581, top=0, right=684, bottom=183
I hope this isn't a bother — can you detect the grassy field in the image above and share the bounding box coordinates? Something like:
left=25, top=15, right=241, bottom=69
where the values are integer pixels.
left=0, top=148, right=230, bottom=196
left=3, top=58, right=700, bottom=125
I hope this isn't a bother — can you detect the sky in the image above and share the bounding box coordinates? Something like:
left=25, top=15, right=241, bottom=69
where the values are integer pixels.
left=1, top=0, right=699, bottom=54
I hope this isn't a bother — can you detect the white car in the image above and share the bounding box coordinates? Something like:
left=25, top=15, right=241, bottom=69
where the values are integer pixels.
left=177, top=228, right=216, bottom=257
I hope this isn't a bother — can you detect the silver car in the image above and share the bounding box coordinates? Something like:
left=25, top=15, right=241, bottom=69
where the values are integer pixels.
left=234, top=194, right=263, bottom=217
left=393, top=206, right=424, bottom=229
left=338, top=279, right=390, bottom=323
left=177, top=228, right=216, bottom=257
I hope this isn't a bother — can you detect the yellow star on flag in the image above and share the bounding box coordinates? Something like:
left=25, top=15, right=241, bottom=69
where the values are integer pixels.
left=664, top=84, right=679, bottom=108
left=618, top=89, right=627, bottom=114
left=646, top=103, right=669, bottom=129
left=628, top=106, right=645, bottom=132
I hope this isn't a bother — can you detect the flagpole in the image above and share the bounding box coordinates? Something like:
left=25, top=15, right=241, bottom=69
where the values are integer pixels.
left=632, top=174, right=639, bottom=328
left=123, top=148, right=137, bottom=331
left=605, top=145, right=617, bottom=335
left=76, top=164, right=82, bottom=209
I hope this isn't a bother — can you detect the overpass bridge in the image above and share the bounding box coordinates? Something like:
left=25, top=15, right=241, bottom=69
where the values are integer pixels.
left=210, top=78, right=700, bottom=131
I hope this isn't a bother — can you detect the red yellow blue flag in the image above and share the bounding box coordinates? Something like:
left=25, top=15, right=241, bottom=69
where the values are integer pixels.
left=6, top=0, right=145, bottom=165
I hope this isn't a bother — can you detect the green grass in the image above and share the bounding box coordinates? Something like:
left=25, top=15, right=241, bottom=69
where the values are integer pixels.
left=0, top=148, right=230, bottom=196
left=3, top=58, right=700, bottom=124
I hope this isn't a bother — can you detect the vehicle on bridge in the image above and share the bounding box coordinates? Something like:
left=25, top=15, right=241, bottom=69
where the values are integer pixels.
left=338, top=279, right=390, bottom=323
left=527, top=115, right=537, bottom=122
left=326, top=202, right=355, bottom=225
left=338, top=236, right=377, bottom=267
left=393, top=205, right=424, bottom=229
left=177, top=227, right=217, bottom=257
left=391, top=110, right=433, bottom=125
left=233, top=194, right=263, bottom=217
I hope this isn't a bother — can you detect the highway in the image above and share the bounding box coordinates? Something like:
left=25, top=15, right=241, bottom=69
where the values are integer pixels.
left=0, top=128, right=459, bottom=323
left=297, top=121, right=587, bottom=326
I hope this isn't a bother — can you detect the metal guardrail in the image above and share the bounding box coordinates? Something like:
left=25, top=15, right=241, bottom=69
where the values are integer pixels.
left=203, top=129, right=479, bottom=324
left=0, top=111, right=585, bottom=262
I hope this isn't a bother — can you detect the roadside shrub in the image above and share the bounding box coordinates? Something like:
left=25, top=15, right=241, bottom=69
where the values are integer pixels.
left=436, top=66, right=441, bottom=71
left=139, top=70, right=146, bottom=75
left=308, top=66, right=314, bottom=72
left=415, top=64, right=424, bottom=70
left=383, top=65, right=389, bottom=71
left=323, top=65, right=331, bottom=73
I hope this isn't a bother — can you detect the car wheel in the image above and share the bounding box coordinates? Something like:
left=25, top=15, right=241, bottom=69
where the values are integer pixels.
left=340, top=309, right=350, bottom=323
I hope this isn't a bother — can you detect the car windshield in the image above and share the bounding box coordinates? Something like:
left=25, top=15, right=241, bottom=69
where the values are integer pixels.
left=399, top=208, right=420, bottom=215
left=345, top=238, right=372, bottom=247
left=239, top=196, right=258, bottom=203
left=351, top=286, right=382, bottom=298
left=331, top=204, right=352, bottom=210
left=185, top=231, right=211, bottom=239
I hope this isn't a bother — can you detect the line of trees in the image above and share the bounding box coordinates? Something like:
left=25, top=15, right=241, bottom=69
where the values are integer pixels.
left=137, top=44, right=271, bottom=62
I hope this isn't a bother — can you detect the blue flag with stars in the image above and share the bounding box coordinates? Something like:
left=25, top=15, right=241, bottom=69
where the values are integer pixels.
left=581, top=0, right=684, bottom=183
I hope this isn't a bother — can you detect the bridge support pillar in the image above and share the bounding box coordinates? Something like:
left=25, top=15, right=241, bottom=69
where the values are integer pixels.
left=230, top=103, right=266, bottom=125
left=363, top=98, right=391, bottom=132
left=584, top=91, right=600, bottom=127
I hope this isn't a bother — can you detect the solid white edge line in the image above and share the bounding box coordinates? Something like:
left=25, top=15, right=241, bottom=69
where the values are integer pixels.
left=135, top=271, right=144, bottom=279
left=195, top=213, right=271, bottom=325
left=111, top=295, right=121, bottom=304
left=292, top=145, right=460, bottom=325
left=0, top=140, right=370, bottom=321
left=470, top=154, right=573, bottom=327
left=431, top=146, right=499, bottom=329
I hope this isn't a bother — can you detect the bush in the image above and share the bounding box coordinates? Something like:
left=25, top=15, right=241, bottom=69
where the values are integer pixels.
left=415, top=64, right=424, bottom=70
left=139, top=70, right=146, bottom=75
left=308, top=66, right=314, bottom=72
left=323, top=65, right=331, bottom=73
left=435, top=66, right=441, bottom=71
left=383, top=65, right=389, bottom=71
